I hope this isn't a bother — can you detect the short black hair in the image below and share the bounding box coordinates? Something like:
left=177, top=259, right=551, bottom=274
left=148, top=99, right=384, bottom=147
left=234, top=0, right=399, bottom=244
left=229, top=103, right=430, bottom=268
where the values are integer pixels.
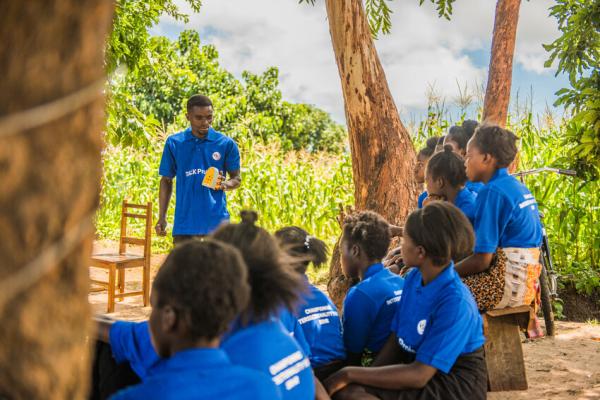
left=211, top=211, right=304, bottom=324
left=275, top=227, right=329, bottom=274
left=418, top=136, right=440, bottom=158
left=342, top=211, right=390, bottom=261
left=187, top=94, right=213, bottom=111
left=461, top=120, right=479, bottom=141
left=404, top=201, right=474, bottom=266
left=153, top=239, right=250, bottom=340
left=471, top=124, right=518, bottom=168
left=446, top=125, right=469, bottom=151
left=427, top=145, right=468, bottom=188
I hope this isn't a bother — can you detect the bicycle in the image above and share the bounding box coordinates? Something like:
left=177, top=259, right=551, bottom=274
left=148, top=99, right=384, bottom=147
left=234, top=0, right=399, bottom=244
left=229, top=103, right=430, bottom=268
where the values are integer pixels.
left=512, top=167, right=577, bottom=337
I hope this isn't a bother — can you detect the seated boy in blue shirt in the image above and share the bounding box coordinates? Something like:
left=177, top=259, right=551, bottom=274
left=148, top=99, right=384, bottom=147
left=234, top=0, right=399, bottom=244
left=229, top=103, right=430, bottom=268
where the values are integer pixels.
left=275, top=226, right=347, bottom=381
left=100, top=239, right=279, bottom=400
left=324, top=202, right=487, bottom=400
left=340, top=211, right=404, bottom=366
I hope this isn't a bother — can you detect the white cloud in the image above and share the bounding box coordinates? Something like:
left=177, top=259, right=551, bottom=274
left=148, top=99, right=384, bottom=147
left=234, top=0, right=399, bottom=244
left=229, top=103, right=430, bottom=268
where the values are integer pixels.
left=157, top=0, right=562, bottom=122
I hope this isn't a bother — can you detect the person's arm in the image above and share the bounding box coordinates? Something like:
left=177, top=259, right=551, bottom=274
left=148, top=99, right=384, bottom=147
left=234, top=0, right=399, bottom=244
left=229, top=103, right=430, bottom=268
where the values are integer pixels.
left=220, top=169, right=241, bottom=191
left=324, top=362, right=437, bottom=395
left=155, top=176, right=173, bottom=236
left=94, top=315, right=116, bottom=343
left=389, top=225, right=403, bottom=238
left=314, top=376, right=331, bottom=400
left=371, top=334, right=402, bottom=367
left=454, top=252, right=494, bottom=277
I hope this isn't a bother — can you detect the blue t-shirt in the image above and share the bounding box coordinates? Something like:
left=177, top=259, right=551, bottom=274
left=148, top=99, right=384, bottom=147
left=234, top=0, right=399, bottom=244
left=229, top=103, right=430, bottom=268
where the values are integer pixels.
left=222, top=319, right=315, bottom=400
left=417, top=191, right=428, bottom=209
left=473, top=168, right=543, bottom=253
left=465, top=180, right=485, bottom=194
left=296, top=282, right=346, bottom=368
left=453, top=187, right=477, bottom=225
left=278, top=309, right=312, bottom=358
left=159, top=127, right=241, bottom=235
left=110, top=348, right=279, bottom=400
left=391, top=263, right=485, bottom=374
left=343, top=263, right=404, bottom=354
left=109, top=321, right=160, bottom=380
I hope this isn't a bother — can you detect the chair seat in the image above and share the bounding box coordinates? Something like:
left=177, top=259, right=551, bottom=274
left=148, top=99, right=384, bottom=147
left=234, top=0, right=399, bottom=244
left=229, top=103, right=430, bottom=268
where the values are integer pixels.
left=91, top=253, right=145, bottom=268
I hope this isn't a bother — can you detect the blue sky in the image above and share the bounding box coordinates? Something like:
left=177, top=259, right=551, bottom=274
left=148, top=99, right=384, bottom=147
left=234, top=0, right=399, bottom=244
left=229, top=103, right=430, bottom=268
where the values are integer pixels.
left=152, top=0, right=570, bottom=126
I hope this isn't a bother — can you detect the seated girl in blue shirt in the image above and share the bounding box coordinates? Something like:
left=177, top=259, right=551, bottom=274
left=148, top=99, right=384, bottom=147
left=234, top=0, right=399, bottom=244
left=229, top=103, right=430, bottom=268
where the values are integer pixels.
left=457, top=125, right=543, bottom=319
left=325, top=202, right=487, bottom=400
left=341, top=211, right=404, bottom=366
left=444, top=120, right=485, bottom=194
left=275, top=227, right=347, bottom=381
left=110, top=239, right=278, bottom=400
left=424, top=145, right=477, bottom=228
left=211, top=211, right=317, bottom=400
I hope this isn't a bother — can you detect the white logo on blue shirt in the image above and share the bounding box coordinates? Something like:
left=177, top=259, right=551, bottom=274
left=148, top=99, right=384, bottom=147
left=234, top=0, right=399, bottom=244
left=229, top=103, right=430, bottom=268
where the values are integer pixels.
left=212, top=151, right=221, bottom=161
left=417, top=319, right=427, bottom=335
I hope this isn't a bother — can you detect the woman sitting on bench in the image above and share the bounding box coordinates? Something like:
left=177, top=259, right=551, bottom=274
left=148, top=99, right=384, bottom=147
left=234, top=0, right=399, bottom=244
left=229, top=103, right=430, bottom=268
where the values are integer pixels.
left=456, top=125, right=543, bottom=334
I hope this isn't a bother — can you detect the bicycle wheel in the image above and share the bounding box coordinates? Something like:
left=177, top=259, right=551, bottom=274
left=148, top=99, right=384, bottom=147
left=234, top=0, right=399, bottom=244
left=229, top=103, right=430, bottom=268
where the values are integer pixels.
left=539, top=257, right=556, bottom=337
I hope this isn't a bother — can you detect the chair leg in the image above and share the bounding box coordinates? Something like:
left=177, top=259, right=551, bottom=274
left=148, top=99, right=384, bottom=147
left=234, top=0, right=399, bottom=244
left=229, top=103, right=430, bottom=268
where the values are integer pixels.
left=142, top=262, right=150, bottom=307
left=107, top=265, right=116, bottom=313
left=118, top=269, right=125, bottom=301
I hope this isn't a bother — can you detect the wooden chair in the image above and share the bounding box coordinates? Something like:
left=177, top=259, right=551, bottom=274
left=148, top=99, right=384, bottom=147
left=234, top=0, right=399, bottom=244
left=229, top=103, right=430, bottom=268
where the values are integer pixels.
left=483, top=305, right=531, bottom=392
left=90, top=201, right=152, bottom=313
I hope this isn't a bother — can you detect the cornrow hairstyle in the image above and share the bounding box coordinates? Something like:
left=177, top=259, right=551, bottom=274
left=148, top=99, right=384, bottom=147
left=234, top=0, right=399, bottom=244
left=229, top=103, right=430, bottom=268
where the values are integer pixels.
left=153, top=239, right=250, bottom=340
left=471, top=124, right=518, bottom=168
left=404, top=201, right=474, bottom=266
left=446, top=125, right=469, bottom=152
left=342, top=211, right=391, bottom=261
left=418, top=136, right=440, bottom=158
left=187, top=94, right=213, bottom=111
left=427, top=145, right=468, bottom=188
left=461, top=120, right=479, bottom=141
left=211, top=211, right=305, bottom=324
left=275, top=226, right=329, bottom=274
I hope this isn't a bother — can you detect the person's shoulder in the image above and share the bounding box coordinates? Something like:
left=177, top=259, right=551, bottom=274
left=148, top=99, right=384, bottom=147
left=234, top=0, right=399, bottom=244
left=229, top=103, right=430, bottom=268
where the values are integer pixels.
left=110, top=381, right=158, bottom=400
left=166, top=129, right=190, bottom=143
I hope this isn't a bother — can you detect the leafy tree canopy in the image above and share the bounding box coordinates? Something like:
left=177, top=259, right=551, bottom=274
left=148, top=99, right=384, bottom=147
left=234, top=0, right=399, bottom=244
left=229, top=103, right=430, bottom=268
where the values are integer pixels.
left=106, top=30, right=345, bottom=152
left=544, top=0, right=600, bottom=180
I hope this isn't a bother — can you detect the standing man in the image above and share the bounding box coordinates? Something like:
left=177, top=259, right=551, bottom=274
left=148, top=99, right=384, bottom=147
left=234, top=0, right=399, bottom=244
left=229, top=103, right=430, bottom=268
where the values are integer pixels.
left=155, top=95, right=241, bottom=245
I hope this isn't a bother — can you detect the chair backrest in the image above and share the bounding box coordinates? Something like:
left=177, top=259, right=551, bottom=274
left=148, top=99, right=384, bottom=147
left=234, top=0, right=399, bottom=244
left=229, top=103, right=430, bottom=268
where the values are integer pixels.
left=119, top=200, right=152, bottom=260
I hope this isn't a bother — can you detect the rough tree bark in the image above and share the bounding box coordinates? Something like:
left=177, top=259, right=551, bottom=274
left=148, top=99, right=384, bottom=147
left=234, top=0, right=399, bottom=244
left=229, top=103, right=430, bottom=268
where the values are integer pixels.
left=482, top=0, right=522, bottom=127
left=325, top=0, right=417, bottom=308
left=0, top=1, right=113, bottom=398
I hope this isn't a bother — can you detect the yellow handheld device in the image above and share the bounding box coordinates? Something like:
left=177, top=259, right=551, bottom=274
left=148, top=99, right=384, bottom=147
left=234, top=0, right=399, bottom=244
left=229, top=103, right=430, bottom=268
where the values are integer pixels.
left=202, top=167, right=220, bottom=189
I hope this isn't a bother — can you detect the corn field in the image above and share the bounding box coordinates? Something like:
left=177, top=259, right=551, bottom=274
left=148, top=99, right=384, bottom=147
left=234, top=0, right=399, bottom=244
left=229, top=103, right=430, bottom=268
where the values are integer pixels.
left=96, top=115, right=599, bottom=293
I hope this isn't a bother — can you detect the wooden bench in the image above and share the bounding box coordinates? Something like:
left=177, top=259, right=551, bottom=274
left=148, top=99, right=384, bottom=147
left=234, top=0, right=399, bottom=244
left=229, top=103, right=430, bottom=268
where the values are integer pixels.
left=483, top=305, right=531, bottom=392
left=90, top=200, right=152, bottom=313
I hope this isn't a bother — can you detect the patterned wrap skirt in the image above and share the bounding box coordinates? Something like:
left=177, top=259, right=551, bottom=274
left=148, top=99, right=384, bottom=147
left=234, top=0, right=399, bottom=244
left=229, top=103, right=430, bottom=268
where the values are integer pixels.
left=462, top=247, right=541, bottom=312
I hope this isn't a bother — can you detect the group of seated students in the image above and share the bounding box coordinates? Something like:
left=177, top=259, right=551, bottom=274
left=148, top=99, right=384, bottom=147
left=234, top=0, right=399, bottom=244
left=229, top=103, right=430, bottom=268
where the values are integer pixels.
left=89, top=122, right=543, bottom=400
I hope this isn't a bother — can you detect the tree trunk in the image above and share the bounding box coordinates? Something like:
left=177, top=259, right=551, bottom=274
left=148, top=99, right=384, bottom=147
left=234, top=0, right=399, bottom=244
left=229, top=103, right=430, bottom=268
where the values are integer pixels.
left=325, top=0, right=417, bottom=308
left=0, top=1, right=113, bottom=398
left=482, top=0, right=521, bottom=127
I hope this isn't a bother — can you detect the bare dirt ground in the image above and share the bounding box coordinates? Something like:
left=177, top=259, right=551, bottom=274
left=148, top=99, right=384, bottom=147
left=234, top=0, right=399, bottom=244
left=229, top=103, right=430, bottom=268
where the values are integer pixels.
left=89, top=241, right=600, bottom=399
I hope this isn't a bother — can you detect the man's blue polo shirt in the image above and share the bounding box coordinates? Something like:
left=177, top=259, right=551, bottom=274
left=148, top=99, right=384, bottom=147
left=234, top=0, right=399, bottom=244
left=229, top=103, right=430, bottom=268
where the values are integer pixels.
left=391, top=263, right=485, bottom=374
left=473, top=168, right=542, bottom=253
left=159, top=127, right=240, bottom=235
left=465, top=180, right=485, bottom=194
left=110, top=348, right=279, bottom=400
left=343, top=263, right=404, bottom=355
